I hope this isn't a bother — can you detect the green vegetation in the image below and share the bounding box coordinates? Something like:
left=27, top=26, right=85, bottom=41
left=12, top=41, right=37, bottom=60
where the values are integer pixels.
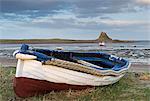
left=0, top=39, right=96, bottom=44
left=0, top=66, right=150, bottom=101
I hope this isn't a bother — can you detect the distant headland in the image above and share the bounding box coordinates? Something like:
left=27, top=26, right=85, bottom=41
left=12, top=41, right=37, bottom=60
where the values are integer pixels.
left=0, top=32, right=137, bottom=44
left=96, top=32, right=133, bottom=43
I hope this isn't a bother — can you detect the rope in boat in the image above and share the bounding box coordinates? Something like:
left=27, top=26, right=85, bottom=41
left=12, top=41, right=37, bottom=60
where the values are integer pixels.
left=43, top=58, right=104, bottom=77
left=43, top=58, right=127, bottom=76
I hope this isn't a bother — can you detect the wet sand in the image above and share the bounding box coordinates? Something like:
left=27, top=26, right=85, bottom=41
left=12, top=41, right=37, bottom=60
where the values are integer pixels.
left=0, top=57, right=149, bottom=73
left=0, top=57, right=17, bottom=67
left=129, top=64, right=150, bottom=73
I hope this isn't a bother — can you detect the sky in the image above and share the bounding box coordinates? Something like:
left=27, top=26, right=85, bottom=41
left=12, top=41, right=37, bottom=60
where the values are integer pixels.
left=0, top=0, right=150, bottom=40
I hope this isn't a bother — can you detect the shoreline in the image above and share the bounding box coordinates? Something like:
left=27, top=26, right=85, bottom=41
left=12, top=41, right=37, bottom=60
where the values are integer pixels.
left=0, top=39, right=140, bottom=44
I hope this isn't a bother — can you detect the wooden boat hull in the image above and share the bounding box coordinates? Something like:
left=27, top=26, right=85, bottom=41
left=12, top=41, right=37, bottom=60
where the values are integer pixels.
left=13, top=44, right=130, bottom=97
left=13, top=77, right=92, bottom=98
left=14, top=59, right=124, bottom=97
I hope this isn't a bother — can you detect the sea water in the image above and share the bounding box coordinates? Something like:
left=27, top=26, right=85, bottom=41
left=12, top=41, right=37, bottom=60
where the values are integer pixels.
left=0, top=41, right=150, bottom=64
left=0, top=41, right=150, bottom=50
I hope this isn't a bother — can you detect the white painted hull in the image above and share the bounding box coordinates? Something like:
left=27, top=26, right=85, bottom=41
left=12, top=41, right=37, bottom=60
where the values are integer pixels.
left=16, top=59, right=124, bottom=86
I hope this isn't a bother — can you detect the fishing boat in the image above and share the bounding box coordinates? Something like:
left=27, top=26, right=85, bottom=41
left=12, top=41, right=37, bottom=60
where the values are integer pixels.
left=99, top=42, right=105, bottom=46
left=55, top=47, right=63, bottom=50
left=13, top=44, right=130, bottom=97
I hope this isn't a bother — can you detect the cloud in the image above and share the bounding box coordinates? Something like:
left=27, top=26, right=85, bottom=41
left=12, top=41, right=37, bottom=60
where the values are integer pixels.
left=69, top=0, right=137, bottom=17
left=0, top=0, right=149, bottom=40
left=0, top=0, right=67, bottom=13
left=6, top=12, right=147, bottom=32
left=1, top=0, right=148, bottom=18
left=1, top=7, right=149, bottom=31
left=100, top=19, right=149, bottom=26
left=136, top=0, right=150, bottom=5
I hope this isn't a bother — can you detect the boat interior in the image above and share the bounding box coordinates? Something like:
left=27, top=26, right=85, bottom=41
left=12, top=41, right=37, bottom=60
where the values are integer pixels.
left=33, top=49, right=126, bottom=68
left=16, top=44, right=128, bottom=71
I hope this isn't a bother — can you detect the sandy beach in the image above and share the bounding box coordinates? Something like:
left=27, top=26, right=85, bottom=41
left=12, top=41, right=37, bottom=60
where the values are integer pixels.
left=0, top=57, right=17, bottom=67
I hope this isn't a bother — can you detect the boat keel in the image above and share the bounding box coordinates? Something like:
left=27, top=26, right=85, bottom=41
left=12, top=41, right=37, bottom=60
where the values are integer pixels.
left=13, top=77, right=92, bottom=98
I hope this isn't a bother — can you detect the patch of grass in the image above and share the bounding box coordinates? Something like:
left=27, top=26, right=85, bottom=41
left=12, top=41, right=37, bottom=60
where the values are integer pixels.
left=0, top=67, right=16, bottom=101
left=78, top=73, right=150, bottom=101
left=0, top=67, right=150, bottom=101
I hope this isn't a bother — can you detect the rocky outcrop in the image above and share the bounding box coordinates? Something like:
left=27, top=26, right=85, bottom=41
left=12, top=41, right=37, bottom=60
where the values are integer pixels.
left=97, top=32, right=112, bottom=42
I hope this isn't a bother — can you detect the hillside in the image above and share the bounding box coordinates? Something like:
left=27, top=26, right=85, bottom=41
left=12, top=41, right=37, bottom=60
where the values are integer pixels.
left=97, top=32, right=112, bottom=42
left=0, top=39, right=96, bottom=44
left=0, top=32, right=133, bottom=44
left=97, top=32, right=132, bottom=43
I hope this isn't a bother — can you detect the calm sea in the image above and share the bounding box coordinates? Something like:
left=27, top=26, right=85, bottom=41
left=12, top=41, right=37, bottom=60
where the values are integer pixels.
left=0, top=41, right=150, bottom=51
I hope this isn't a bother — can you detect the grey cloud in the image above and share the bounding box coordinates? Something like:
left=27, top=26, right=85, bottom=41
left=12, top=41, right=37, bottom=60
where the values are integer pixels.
left=63, top=0, right=141, bottom=17
left=71, top=0, right=132, bottom=17
left=0, top=0, right=69, bottom=14
left=17, top=16, right=148, bottom=31
left=0, top=0, right=148, bottom=18
left=0, top=0, right=149, bottom=36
